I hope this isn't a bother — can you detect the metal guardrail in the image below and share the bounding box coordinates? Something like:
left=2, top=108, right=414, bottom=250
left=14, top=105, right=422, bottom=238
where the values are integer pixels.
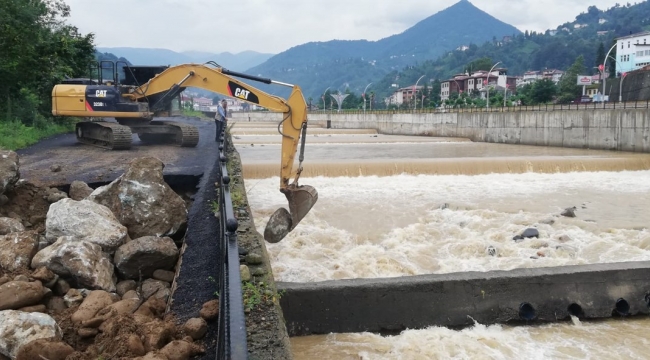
left=215, top=119, right=248, bottom=359
left=306, top=100, right=650, bottom=115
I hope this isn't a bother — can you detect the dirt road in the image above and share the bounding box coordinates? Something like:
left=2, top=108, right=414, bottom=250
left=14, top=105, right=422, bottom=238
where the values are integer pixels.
left=17, top=117, right=218, bottom=186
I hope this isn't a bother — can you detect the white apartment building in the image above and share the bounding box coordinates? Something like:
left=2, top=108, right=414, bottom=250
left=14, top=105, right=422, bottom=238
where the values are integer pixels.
left=615, top=31, right=650, bottom=74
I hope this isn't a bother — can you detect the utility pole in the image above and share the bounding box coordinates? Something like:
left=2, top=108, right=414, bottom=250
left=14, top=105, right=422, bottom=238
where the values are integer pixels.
left=486, top=61, right=501, bottom=109
left=363, top=83, right=372, bottom=113
left=322, top=87, right=330, bottom=112
left=414, top=75, right=425, bottom=110
left=619, top=72, right=628, bottom=103
left=602, top=43, right=617, bottom=101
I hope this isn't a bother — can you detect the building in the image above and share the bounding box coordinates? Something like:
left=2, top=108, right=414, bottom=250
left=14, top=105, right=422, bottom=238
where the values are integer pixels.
left=615, top=31, right=650, bottom=74
left=542, top=69, right=564, bottom=83
left=181, top=95, right=213, bottom=111
left=521, top=71, right=542, bottom=86
left=440, top=69, right=517, bottom=101
left=385, top=85, right=424, bottom=106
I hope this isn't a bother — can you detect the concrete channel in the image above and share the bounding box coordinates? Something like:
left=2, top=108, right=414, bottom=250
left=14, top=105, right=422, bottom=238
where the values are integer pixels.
left=231, top=109, right=650, bottom=348
left=277, top=261, right=650, bottom=336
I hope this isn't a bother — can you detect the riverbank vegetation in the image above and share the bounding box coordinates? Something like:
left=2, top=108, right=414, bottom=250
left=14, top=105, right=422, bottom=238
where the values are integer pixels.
left=0, top=0, right=94, bottom=149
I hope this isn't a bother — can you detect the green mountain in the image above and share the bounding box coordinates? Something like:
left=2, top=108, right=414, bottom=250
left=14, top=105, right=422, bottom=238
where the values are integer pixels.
left=246, top=0, right=521, bottom=98
left=371, top=1, right=650, bottom=104
left=96, top=47, right=274, bottom=72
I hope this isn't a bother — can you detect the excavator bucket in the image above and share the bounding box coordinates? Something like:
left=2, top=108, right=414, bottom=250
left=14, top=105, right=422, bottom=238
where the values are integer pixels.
left=264, top=184, right=318, bottom=243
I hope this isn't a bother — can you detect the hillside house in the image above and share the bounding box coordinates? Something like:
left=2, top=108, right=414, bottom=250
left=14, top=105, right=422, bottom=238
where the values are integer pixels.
left=440, top=69, right=517, bottom=101
left=542, top=69, right=564, bottom=83
left=385, top=85, right=425, bottom=106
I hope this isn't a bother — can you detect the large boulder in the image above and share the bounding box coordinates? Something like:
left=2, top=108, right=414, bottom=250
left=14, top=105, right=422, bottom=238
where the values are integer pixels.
left=89, top=157, right=187, bottom=239
left=0, top=151, right=19, bottom=196
left=114, top=236, right=179, bottom=280
left=0, top=310, right=61, bottom=359
left=0, top=281, right=44, bottom=310
left=0, top=218, right=25, bottom=235
left=71, top=290, right=115, bottom=324
left=69, top=180, right=93, bottom=201
left=0, top=231, right=39, bottom=272
left=31, top=237, right=116, bottom=292
left=45, top=198, right=128, bottom=253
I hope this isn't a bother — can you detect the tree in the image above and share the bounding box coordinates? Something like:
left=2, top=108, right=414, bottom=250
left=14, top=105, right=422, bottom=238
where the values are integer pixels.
left=0, top=0, right=94, bottom=125
left=530, top=79, right=558, bottom=103
left=596, top=42, right=606, bottom=68
left=464, top=57, right=494, bottom=73
left=557, top=55, right=585, bottom=103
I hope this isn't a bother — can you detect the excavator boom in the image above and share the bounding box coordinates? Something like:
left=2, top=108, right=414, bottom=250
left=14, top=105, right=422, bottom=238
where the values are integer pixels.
left=52, top=63, right=317, bottom=241
left=132, top=64, right=318, bottom=242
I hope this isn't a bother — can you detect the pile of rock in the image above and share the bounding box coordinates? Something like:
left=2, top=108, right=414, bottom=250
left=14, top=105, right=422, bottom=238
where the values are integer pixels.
left=0, top=152, right=210, bottom=359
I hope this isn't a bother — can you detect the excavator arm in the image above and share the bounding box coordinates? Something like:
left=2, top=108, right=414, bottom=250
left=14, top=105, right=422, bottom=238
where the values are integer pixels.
left=129, top=64, right=317, bottom=242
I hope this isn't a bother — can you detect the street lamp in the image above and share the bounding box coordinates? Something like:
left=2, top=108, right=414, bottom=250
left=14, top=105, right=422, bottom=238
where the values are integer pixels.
left=322, top=86, right=331, bottom=111
left=602, top=43, right=617, bottom=101
left=363, top=82, right=373, bottom=113
left=486, top=61, right=501, bottom=109
left=619, top=72, right=628, bottom=103
left=414, top=75, right=425, bottom=110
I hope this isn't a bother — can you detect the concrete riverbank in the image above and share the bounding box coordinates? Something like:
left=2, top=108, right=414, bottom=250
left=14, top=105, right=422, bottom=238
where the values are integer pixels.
left=232, top=108, right=650, bottom=153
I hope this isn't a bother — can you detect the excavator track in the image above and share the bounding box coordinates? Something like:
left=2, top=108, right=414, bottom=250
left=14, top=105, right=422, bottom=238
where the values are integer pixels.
left=137, top=121, right=199, bottom=147
left=76, top=121, right=132, bottom=150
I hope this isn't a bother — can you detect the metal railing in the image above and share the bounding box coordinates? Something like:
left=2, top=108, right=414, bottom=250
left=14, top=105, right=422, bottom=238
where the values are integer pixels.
left=215, top=119, right=248, bottom=359
left=307, top=100, right=650, bottom=115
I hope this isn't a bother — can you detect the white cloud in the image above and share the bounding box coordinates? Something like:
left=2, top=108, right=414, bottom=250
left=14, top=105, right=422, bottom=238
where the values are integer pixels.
left=65, top=0, right=622, bottom=54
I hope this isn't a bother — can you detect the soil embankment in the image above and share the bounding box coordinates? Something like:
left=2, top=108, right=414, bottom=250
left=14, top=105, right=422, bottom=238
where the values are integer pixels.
left=0, top=117, right=292, bottom=359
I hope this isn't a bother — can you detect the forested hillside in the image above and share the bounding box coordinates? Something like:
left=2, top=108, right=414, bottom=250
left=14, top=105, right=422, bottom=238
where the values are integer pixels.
left=247, top=0, right=521, bottom=99
left=371, top=1, right=650, bottom=104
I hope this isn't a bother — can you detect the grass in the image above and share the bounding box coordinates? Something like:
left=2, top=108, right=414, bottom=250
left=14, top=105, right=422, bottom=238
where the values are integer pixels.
left=242, top=280, right=281, bottom=311
left=0, top=119, right=76, bottom=150
left=209, top=200, right=219, bottom=213
left=208, top=276, right=219, bottom=297
left=242, top=281, right=265, bottom=311
left=181, top=109, right=208, bottom=118
left=230, top=189, right=244, bottom=208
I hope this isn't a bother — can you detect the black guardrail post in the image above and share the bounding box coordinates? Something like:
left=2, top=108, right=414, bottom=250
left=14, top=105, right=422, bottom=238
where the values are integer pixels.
left=216, top=119, right=249, bottom=360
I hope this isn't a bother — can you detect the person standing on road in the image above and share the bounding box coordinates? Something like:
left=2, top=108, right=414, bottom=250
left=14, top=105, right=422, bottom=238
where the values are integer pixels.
left=215, top=99, right=227, bottom=141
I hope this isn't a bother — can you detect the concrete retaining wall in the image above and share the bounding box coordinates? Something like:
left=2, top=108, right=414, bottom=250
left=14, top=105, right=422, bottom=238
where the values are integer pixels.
left=304, top=109, right=650, bottom=152
left=278, top=261, right=650, bottom=336
left=232, top=109, right=650, bottom=152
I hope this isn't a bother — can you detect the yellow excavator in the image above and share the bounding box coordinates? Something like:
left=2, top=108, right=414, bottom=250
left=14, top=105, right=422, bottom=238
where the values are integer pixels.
left=51, top=62, right=317, bottom=243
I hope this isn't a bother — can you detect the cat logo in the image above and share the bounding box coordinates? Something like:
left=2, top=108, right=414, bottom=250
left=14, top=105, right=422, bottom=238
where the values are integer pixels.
left=234, top=88, right=250, bottom=100
left=95, top=90, right=107, bottom=98
left=227, top=81, right=259, bottom=104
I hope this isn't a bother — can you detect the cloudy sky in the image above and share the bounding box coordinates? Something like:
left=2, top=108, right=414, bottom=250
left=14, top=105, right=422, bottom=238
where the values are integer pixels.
left=65, top=0, right=623, bottom=54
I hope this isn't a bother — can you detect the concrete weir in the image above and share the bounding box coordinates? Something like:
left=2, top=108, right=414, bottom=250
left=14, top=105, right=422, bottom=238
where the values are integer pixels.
left=278, top=262, right=650, bottom=336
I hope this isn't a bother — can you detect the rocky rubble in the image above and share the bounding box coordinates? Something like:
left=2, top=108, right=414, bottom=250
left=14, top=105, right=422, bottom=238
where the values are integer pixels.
left=0, top=153, right=208, bottom=359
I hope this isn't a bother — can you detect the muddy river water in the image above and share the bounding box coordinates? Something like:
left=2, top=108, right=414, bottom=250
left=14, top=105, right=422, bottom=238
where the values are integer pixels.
left=232, top=122, right=650, bottom=360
